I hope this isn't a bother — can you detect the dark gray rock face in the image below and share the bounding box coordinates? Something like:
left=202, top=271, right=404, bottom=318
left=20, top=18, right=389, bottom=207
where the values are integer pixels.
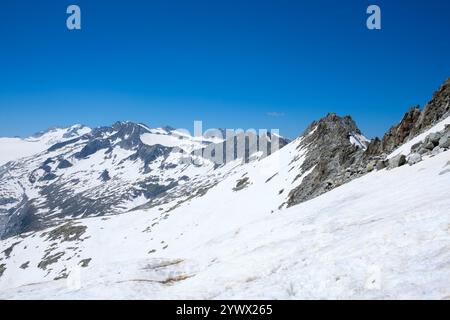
left=57, top=159, right=73, bottom=169
left=111, top=121, right=150, bottom=150
left=100, top=170, right=111, bottom=182
left=40, top=173, right=57, bottom=181
left=76, top=139, right=111, bottom=159
left=287, top=113, right=368, bottom=207
left=0, top=195, right=40, bottom=239
left=48, top=137, right=83, bottom=152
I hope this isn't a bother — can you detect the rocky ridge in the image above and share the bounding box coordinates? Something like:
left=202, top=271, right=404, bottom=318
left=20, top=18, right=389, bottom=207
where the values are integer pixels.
left=287, top=78, right=450, bottom=207
left=367, top=78, right=450, bottom=156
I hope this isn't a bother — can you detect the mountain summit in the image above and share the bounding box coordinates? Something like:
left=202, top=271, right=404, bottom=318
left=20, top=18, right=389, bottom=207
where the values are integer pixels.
left=287, top=113, right=369, bottom=206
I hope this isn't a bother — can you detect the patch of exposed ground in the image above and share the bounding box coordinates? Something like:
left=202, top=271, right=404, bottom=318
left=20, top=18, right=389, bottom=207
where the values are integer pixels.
left=233, top=177, right=250, bottom=191
left=79, top=258, right=91, bottom=267
left=42, top=222, right=87, bottom=242
left=143, top=259, right=184, bottom=271
left=38, top=252, right=65, bottom=270
left=2, top=241, right=22, bottom=258
left=161, top=274, right=193, bottom=285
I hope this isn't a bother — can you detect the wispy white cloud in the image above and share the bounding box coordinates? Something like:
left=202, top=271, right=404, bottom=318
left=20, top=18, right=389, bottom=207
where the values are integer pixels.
left=266, top=112, right=285, bottom=117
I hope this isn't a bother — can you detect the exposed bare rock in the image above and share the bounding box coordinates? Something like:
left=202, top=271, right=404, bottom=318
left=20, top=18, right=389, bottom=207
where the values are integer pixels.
left=439, top=132, right=450, bottom=149
left=389, top=106, right=422, bottom=151
left=366, top=78, right=450, bottom=156
left=411, top=78, right=450, bottom=136
left=407, top=153, right=422, bottom=165
left=289, top=78, right=450, bottom=207
left=287, top=113, right=367, bottom=207
left=388, top=154, right=406, bottom=168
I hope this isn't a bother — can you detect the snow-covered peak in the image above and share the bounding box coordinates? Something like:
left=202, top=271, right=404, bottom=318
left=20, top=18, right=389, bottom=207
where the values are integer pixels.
left=28, top=124, right=90, bottom=142
left=0, top=125, right=91, bottom=166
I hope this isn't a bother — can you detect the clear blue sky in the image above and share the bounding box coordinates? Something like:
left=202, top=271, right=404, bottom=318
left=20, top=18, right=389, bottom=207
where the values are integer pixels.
left=1, top=0, right=450, bottom=139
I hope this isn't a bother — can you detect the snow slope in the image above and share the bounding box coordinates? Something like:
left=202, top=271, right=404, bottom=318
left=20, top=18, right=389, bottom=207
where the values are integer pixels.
left=1, top=135, right=449, bottom=299
left=0, top=125, right=91, bottom=166
left=349, top=132, right=370, bottom=149
left=0, top=138, right=49, bottom=167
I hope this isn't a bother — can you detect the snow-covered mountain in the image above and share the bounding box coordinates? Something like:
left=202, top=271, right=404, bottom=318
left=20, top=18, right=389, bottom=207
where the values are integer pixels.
left=0, top=125, right=91, bottom=167
left=0, top=121, right=289, bottom=239
left=0, top=78, right=449, bottom=299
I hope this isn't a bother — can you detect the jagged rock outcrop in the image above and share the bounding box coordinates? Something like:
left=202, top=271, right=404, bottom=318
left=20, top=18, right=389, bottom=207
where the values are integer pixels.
left=287, top=113, right=368, bottom=207
left=288, top=78, right=450, bottom=207
left=376, top=106, right=422, bottom=155
left=366, top=78, right=450, bottom=156
left=411, top=79, right=450, bottom=135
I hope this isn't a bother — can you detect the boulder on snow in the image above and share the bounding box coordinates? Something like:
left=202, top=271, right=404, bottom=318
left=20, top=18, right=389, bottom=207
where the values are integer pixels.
left=439, top=133, right=450, bottom=149
left=418, top=147, right=430, bottom=155
left=425, top=132, right=443, bottom=146
left=376, top=160, right=386, bottom=171
left=407, top=153, right=422, bottom=165
left=388, top=154, right=406, bottom=168
left=366, top=162, right=375, bottom=172
left=423, top=140, right=435, bottom=150
left=431, top=146, right=443, bottom=156
left=410, top=141, right=423, bottom=153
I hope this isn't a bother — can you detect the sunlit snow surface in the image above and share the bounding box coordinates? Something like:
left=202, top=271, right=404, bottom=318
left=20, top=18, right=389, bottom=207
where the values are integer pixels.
left=0, top=125, right=91, bottom=166
left=0, top=130, right=449, bottom=299
left=349, top=133, right=370, bottom=150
